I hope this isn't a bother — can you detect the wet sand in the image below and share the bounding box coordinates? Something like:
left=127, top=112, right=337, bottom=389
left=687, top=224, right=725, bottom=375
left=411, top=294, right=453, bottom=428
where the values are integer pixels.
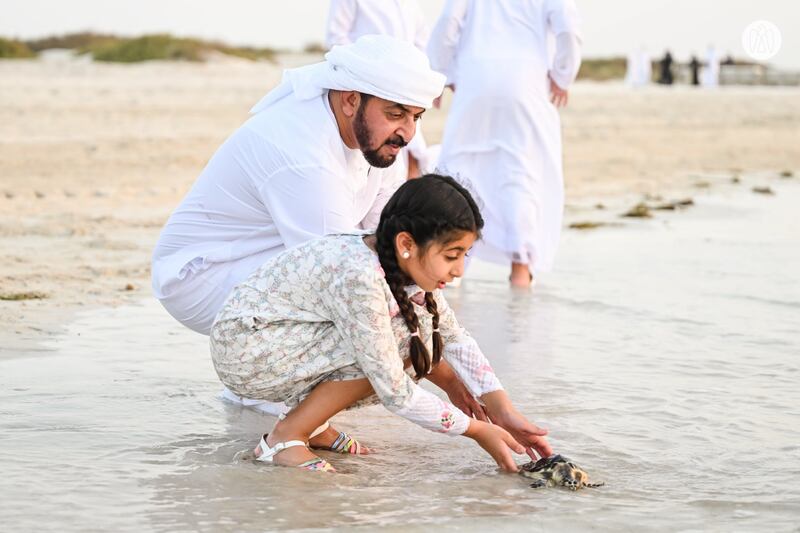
left=2, top=181, right=798, bottom=531
left=1, top=56, right=800, bottom=530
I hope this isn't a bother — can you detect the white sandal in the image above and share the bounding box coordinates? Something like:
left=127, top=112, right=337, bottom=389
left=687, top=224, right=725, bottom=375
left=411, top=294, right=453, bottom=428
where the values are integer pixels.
left=254, top=434, right=336, bottom=472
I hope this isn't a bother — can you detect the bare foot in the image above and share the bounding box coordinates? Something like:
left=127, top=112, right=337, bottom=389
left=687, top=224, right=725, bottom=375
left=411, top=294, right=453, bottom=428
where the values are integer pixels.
left=309, top=425, right=371, bottom=454
left=510, top=263, right=533, bottom=288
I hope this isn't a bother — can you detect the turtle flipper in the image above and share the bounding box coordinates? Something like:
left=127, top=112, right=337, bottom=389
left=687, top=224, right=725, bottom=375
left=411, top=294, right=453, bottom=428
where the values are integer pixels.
left=584, top=481, right=605, bottom=488
left=529, top=479, right=547, bottom=489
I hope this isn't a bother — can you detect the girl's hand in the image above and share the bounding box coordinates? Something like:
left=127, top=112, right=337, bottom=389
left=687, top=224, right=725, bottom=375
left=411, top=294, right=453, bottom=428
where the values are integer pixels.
left=464, top=419, right=525, bottom=472
left=489, top=408, right=552, bottom=460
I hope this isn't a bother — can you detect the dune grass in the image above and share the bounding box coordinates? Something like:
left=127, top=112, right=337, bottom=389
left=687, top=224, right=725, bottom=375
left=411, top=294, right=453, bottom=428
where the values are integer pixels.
left=1, top=32, right=276, bottom=63
left=577, top=57, right=627, bottom=81
left=24, top=32, right=119, bottom=52
left=90, top=34, right=207, bottom=62
left=89, top=34, right=276, bottom=63
left=4, top=32, right=631, bottom=77
left=0, top=38, right=36, bottom=58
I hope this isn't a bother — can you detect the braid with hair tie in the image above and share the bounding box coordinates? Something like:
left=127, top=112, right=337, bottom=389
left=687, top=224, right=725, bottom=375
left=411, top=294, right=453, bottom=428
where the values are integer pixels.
left=424, top=292, right=443, bottom=367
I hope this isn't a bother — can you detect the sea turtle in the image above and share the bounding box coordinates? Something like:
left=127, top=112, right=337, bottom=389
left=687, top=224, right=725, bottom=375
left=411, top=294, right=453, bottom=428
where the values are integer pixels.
left=519, top=454, right=604, bottom=490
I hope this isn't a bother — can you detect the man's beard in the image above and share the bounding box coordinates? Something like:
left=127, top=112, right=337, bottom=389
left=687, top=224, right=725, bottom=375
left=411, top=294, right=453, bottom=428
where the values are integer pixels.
left=353, top=103, right=407, bottom=168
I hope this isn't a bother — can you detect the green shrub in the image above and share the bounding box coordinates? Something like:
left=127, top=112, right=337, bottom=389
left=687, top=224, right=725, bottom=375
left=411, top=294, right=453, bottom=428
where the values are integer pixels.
left=216, top=44, right=275, bottom=61
left=577, top=57, right=627, bottom=81
left=4, top=32, right=278, bottom=63
left=25, top=32, right=120, bottom=52
left=91, top=34, right=206, bottom=62
left=0, top=38, right=36, bottom=58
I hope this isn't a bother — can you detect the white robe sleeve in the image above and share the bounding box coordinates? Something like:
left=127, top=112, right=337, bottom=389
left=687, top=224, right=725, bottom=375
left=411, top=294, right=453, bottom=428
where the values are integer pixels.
left=320, top=267, right=470, bottom=435
left=412, top=2, right=431, bottom=51
left=358, top=165, right=406, bottom=230
left=406, top=124, right=428, bottom=161
left=425, top=0, right=469, bottom=84
left=434, top=291, right=504, bottom=398
left=547, top=0, right=582, bottom=89
left=257, top=164, right=355, bottom=249
left=549, top=33, right=582, bottom=90
left=325, top=0, right=357, bottom=48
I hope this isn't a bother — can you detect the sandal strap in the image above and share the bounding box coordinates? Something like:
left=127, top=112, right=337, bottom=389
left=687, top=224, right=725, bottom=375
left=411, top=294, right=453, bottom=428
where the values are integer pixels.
left=254, top=433, right=307, bottom=462
left=309, top=420, right=330, bottom=439
left=330, top=431, right=361, bottom=454
left=298, top=458, right=336, bottom=472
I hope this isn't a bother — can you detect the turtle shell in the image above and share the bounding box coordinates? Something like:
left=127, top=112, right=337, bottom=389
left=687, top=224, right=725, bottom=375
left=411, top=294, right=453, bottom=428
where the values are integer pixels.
left=520, top=454, right=570, bottom=473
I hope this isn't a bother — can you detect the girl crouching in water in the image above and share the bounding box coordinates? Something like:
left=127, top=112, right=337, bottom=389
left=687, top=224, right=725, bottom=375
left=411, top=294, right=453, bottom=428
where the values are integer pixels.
left=210, top=175, right=552, bottom=472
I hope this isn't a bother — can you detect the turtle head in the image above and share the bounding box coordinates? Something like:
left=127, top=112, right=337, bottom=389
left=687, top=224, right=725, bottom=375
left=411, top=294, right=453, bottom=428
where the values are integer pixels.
left=552, top=463, right=589, bottom=491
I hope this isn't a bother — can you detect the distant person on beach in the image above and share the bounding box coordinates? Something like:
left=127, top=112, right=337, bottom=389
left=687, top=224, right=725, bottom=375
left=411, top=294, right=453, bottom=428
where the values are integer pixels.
left=625, top=45, right=652, bottom=87
left=152, top=36, right=484, bottom=425
left=702, top=44, right=720, bottom=88
left=326, top=0, right=432, bottom=178
left=658, top=50, right=674, bottom=85
left=427, top=0, right=582, bottom=288
left=689, top=55, right=701, bottom=86
left=210, top=175, right=552, bottom=471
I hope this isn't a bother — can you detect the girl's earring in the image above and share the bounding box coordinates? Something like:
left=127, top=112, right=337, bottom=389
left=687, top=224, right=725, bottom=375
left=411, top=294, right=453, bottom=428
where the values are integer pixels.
left=402, top=251, right=410, bottom=259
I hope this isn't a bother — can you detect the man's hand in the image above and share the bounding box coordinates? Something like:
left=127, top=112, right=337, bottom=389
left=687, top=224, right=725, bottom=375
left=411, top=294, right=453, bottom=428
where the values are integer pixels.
left=427, top=360, right=488, bottom=421
left=549, top=76, right=568, bottom=108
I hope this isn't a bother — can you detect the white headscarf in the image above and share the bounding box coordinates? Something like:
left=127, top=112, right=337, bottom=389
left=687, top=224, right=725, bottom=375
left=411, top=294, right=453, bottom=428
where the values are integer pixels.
left=251, top=34, right=446, bottom=113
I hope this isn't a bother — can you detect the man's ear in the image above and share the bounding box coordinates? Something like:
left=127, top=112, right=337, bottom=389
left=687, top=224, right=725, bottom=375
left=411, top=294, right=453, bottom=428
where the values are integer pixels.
left=341, top=91, right=360, bottom=118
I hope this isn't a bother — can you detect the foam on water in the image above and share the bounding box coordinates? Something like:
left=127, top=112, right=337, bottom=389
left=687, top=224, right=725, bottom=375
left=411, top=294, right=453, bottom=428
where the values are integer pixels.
left=2, top=182, right=798, bottom=531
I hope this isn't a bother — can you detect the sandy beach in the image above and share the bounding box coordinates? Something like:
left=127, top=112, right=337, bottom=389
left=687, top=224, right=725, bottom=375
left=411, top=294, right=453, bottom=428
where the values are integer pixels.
left=2, top=54, right=800, bottom=531
left=1, top=55, right=799, bottom=351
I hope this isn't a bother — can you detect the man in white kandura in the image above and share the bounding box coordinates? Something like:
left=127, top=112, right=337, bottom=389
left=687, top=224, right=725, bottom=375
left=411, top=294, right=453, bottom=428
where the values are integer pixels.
left=428, top=0, right=582, bottom=287
left=152, top=35, right=486, bottom=428
left=702, top=44, right=720, bottom=88
left=326, top=0, right=433, bottom=177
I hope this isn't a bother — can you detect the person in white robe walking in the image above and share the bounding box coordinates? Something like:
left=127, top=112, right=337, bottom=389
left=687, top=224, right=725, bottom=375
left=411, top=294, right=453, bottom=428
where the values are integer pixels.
left=702, top=44, right=720, bottom=88
left=326, top=0, right=433, bottom=177
left=427, top=0, right=582, bottom=287
left=152, top=36, right=484, bottom=437
left=626, top=45, right=651, bottom=87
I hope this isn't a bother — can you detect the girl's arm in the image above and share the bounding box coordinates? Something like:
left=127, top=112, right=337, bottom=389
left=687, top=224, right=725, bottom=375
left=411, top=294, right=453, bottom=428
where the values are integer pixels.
left=321, top=266, right=471, bottom=435
left=433, top=291, right=504, bottom=397
left=426, top=359, right=488, bottom=421
left=434, top=291, right=553, bottom=459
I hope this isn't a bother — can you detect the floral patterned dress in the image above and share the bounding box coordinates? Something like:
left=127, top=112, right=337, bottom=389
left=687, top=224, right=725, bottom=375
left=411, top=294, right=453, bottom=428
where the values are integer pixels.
left=210, top=233, right=503, bottom=435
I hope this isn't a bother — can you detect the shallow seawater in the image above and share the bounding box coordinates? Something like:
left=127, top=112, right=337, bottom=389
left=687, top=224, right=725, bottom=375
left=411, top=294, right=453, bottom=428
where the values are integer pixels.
left=2, top=181, right=799, bottom=531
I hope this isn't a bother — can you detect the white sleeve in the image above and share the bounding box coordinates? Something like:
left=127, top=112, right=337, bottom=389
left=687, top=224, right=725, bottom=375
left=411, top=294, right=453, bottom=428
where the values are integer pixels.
left=412, top=1, right=431, bottom=51
left=425, top=0, right=468, bottom=84
left=321, top=267, right=470, bottom=435
left=434, top=291, right=504, bottom=398
left=549, top=32, right=582, bottom=89
left=547, top=0, right=581, bottom=36
left=546, top=0, right=582, bottom=89
left=325, top=0, right=357, bottom=48
left=358, top=165, right=406, bottom=231
left=257, top=164, right=356, bottom=249
left=406, top=124, right=428, bottom=160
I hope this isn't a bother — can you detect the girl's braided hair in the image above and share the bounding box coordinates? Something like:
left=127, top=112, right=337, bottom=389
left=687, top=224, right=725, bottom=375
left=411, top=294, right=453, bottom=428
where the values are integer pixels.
left=375, top=174, right=483, bottom=378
